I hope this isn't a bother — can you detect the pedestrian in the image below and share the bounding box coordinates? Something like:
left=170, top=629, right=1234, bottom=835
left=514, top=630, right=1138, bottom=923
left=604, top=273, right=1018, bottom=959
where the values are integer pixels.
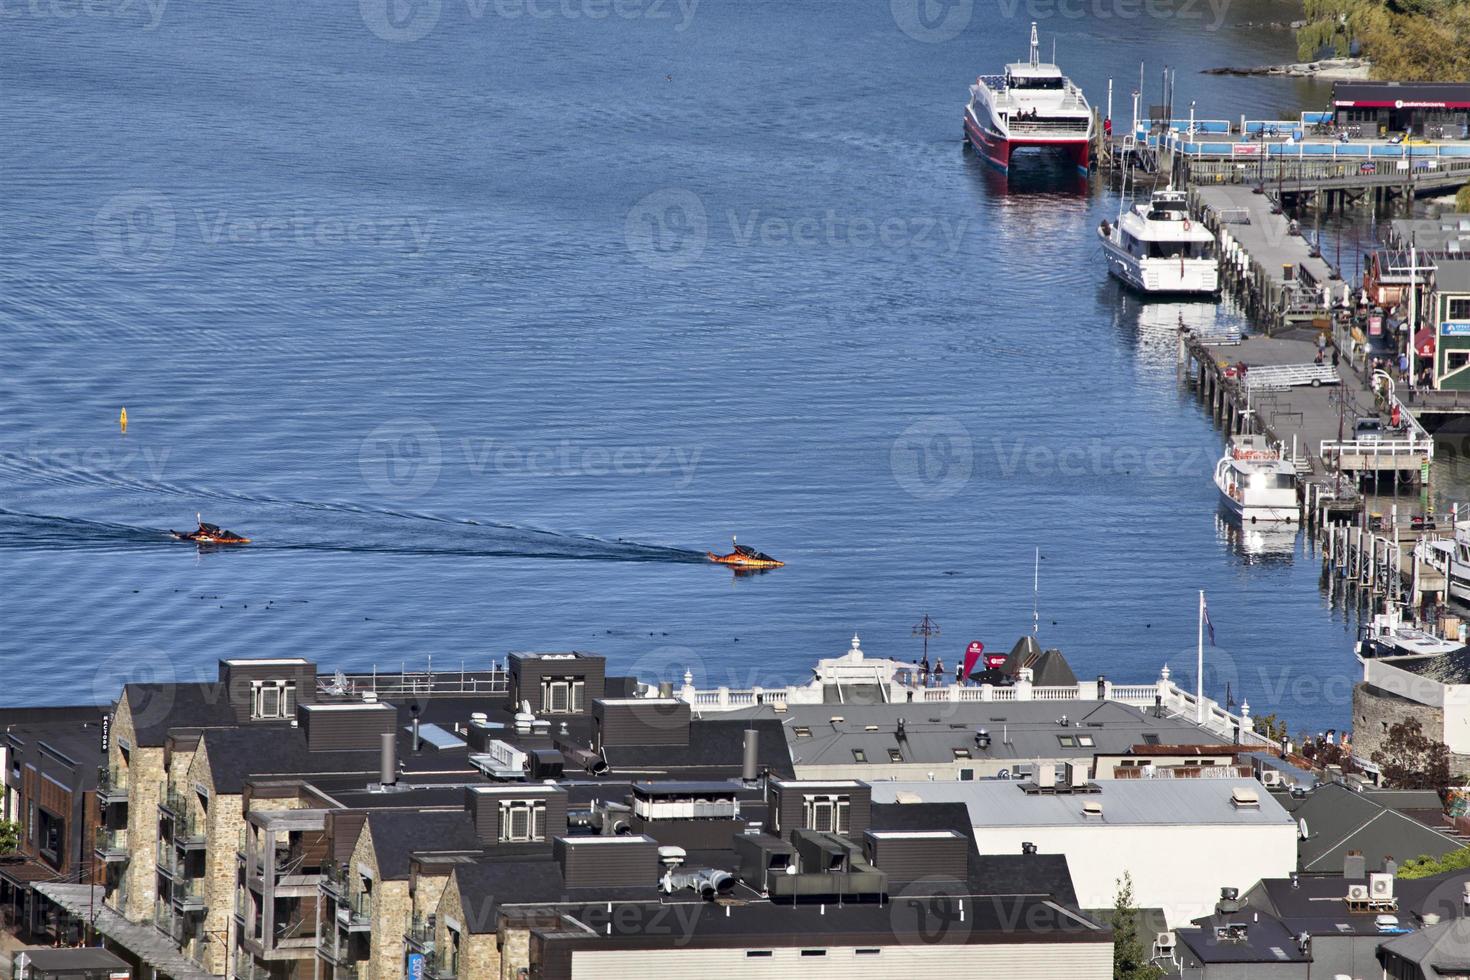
left=1315, top=349, right=1324, bottom=366
left=956, top=662, right=964, bottom=686
left=1332, top=348, right=1340, bottom=368
left=920, top=657, right=930, bottom=686
left=934, top=657, right=945, bottom=685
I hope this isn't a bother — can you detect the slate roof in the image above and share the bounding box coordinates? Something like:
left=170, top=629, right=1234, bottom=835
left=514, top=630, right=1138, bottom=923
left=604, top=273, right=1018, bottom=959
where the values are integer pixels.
left=600, top=717, right=793, bottom=780
left=451, top=858, right=665, bottom=933
left=363, top=810, right=484, bottom=880
left=123, top=682, right=240, bottom=746
left=201, top=726, right=472, bottom=794
left=1388, top=648, right=1470, bottom=684
left=1250, top=868, right=1470, bottom=933
left=1176, top=912, right=1310, bottom=964
left=1279, top=783, right=1466, bottom=873
left=766, top=700, right=1227, bottom=769
left=1381, top=916, right=1470, bottom=978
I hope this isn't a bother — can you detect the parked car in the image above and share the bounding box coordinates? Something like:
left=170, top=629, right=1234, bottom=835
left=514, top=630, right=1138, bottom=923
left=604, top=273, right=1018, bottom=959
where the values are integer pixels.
left=1354, top=417, right=1385, bottom=441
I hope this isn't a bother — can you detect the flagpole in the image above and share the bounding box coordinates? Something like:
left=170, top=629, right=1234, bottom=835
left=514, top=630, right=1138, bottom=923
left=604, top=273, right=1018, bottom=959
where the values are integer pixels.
left=1033, top=547, right=1040, bottom=637
left=1196, top=590, right=1205, bottom=724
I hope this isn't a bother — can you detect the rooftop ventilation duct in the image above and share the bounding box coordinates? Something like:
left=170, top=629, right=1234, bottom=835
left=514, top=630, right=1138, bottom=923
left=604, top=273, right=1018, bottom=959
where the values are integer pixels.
left=742, top=729, right=759, bottom=783
left=662, top=868, right=735, bottom=900
left=1021, top=842, right=1037, bottom=855
left=379, top=732, right=397, bottom=788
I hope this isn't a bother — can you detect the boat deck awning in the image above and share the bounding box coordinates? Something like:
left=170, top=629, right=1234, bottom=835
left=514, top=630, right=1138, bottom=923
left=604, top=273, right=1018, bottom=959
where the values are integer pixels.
left=32, top=883, right=218, bottom=980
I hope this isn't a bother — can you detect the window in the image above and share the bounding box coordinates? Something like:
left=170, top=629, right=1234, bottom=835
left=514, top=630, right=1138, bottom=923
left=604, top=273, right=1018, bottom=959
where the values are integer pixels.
left=851, top=749, right=866, bottom=763
left=1142, top=733, right=1160, bottom=745
left=38, top=808, right=64, bottom=868
left=541, top=678, right=584, bottom=714
left=745, top=951, right=772, bottom=958
left=499, top=800, right=547, bottom=842
left=855, top=948, right=881, bottom=955
left=1058, top=735, right=1078, bottom=748
left=1076, top=735, right=1095, bottom=747
left=887, top=748, right=903, bottom=763
left=959, top=769, right=974, bottom=781
left=446, top=924, right=462, bottom=977
left=1449, top=352, right=1470, bottom=374
left=803, top=794, right=850, bottom=834
left=800, top=950, right=827, bottom=957
left=1450, top=298, right=1470, bottom=320
left=250, top=680, right=296, bottom=720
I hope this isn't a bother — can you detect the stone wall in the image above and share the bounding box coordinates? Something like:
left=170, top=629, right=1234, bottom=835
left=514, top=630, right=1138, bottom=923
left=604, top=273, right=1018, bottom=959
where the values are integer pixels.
left=1353, top=682, right=1470, bottom=772
left=435, top=873, right=502, bottom=979
left=187, top=741, right=241, bottom=976
left=107, top=697, right=164, bottom=923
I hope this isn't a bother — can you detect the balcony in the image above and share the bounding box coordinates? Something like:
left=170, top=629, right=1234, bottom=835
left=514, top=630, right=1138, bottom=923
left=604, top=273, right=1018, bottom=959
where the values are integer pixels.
left=174, top=810, right=207, bottom=851
left=94, top=826, right=129, bottom=863
left=319, top=862, right=347, bottom=898
left=158, top=781, right=189, bottom=817
left=423, top=950, right=457, bottom=980
left=172, top=881, right=207, bottom=914
left=154, top=899, right=185, bottom=944
left=156, top=837, right=184, bottom=878
left=232, top=954, right=272, bottom=980
left=405, top=916, right=435, bottom=953
left=334, top=891, right=371, bottom=932
left=97, top=766, right=129, bottom=805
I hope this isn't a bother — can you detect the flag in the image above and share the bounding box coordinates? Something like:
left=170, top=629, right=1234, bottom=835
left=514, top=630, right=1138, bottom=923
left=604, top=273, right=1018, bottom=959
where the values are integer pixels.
left=963, top=641, right=985, bottom=681
left=1203, top=598, right=1216, bottom=646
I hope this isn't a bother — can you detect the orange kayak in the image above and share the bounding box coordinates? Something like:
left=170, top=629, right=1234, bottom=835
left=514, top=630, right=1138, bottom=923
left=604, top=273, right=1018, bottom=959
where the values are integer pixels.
left=708, top=541, right=783, bottom=569
left=172, top=518, right=251, bottom=545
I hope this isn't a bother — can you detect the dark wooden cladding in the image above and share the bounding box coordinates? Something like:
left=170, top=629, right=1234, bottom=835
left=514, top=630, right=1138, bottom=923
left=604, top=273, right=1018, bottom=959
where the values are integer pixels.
left=325, top=811, right=369, bottom=865
left=863, top=830, right=969, bottom=883
left=218, top=659, right=318, bottom=721
left=508, top=653, right=605, bottom=714
left=766, top=780, right=871, bottom=842
left=463, top=785, right=568, bottom=848
left=552, top=836, right=659, bottom=888
left=591, top=699, right=690, bottom=749
left=296, top=702, right=396, bottom=752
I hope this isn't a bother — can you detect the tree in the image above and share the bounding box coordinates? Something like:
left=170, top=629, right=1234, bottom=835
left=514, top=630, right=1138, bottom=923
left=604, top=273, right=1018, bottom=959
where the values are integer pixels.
left=1457, top=183, right=1470, bottom=214
left=1253, top=713, right=1288, bottom=744
left=0, top=819, right=19, bottom=854
left=1371, top=717, right=1452, bottom=789
left=1398, top=846, right=1470, bottom=879
left=1112, top=872, right=1165, bottom=980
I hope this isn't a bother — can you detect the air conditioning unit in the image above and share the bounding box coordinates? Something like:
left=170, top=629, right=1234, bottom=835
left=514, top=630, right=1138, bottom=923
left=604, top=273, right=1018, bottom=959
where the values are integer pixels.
left=1260, top=770, right=1283, bottom=787
left=1369, top=872, right=1395, bottom=900
left=1155, top=931, right=1175, bottom=954
left=1346, top=884, right=1370, bottom=902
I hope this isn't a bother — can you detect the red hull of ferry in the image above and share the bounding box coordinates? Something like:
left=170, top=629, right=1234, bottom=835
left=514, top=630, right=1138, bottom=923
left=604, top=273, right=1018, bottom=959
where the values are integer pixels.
left=965, top=114, right=1089, bottom=174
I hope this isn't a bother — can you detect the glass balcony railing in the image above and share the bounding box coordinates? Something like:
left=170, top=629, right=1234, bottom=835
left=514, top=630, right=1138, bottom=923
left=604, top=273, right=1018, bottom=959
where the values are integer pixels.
left=154, top=898, right=185, bottom=944
left=97, top=766, right=129, bottom=804
left=319, top=862, right=348, bottom=897
left=172, top=880, right=207, bottom=913
left=232, top=954, right=271, bottom=980
left=405, top=915, right=435, bottom=952
left=158, top=781, right=189, bottom=817
left=156, top=837, right=183, bottom=878
left=335, top=890, right=371, bottom=930
left=94, top=826, right=129, bottom=862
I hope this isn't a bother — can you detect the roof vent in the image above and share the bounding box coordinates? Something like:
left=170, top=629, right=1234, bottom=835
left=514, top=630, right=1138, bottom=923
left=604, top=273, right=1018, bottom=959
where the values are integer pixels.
left=1021, top=841, right=1038, bottom=855
left=1081, top=800, right=1103, bottom=817
left=1231, top=786, right=1260, bottom=808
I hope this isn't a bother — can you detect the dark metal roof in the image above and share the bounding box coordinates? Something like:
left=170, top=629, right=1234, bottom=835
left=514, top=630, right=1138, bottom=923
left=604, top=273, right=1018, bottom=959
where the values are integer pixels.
left=363, top=810, right=484, bottom=880
left=1333, top=81, right=1470, bottom=108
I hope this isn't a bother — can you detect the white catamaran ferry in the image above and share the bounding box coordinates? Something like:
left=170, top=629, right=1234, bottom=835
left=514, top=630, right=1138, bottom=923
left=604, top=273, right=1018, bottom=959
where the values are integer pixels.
left=1099, top=187, right=1219, bottom=295
left=963, top=23, right=1092, bottom=173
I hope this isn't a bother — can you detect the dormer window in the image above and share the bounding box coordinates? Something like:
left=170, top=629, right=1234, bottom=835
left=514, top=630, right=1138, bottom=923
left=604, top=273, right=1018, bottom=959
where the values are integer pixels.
left=250, top=680, right=295, bottom=720
left=802, top=794, right=849, bottom=834
left=499, top=799, right=547, bottom=842
left=540, top=678, right=584, bottom=714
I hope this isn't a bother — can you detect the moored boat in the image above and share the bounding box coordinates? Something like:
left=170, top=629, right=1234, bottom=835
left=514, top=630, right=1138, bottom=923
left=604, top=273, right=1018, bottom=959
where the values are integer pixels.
left=1214, top=435, right=1298, bottom=523
left=1098, top=187, right=1219, bottom=295
left=963, top=22, right=1092, bottom=173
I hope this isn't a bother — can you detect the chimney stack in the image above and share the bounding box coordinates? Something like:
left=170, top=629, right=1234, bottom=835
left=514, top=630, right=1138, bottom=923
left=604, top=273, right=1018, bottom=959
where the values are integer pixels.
left=1343, top=850, right=1365, bottom=879
left=380, top=732, right=397, bottom=788
left=741, top=729, right=759, bottom=783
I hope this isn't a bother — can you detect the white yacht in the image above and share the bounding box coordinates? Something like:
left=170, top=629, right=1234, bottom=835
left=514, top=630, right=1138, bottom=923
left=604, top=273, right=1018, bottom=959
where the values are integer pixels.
left=963, top=23, right=1092, bottom=173
left=1099, top=187, right=1219, bottom=294
left=1440, top=522, right=1470, bottom=604
left=1213, top=435, right=1298, bottom=523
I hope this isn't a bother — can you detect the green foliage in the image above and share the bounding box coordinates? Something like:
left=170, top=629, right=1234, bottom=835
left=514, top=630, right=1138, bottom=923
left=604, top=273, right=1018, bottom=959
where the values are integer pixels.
left=1295, top=0, right=1470, bottom=79
left=1253, top=713, right=1289, bottom=743
left=1371, top=717, right=1453, bottom=789
left=1112, top=872, right=1165, bottom=980
left=1398, top=846, right=1470, bottom=879
left=0, top=819, right=19, bottom=854
left=1457, top=183, right=1470, bottom=213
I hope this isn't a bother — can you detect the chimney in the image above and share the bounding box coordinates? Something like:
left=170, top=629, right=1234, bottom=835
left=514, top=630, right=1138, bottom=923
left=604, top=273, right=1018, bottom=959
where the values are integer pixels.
left=658, top=681, right=673, bottom=699
left=741, top=729, right=759, bottom=783
left=1216, top=887, right=1242, bottom=915
left=1021, top=842, right=1038, bottom=855
left=379, top=732, right=397, bottom=788
left=1383, top=855, right=1398, bottom=877
left=410, top=704, right=422, bottom=756
left=1343, top=850, right=1365, bottom=879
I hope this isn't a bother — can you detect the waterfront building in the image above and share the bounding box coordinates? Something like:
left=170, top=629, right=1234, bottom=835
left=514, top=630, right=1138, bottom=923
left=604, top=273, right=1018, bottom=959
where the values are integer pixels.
left=1331, top=82, right=1470, bottom=139
left=1431, top=259, right=1470, bottom=389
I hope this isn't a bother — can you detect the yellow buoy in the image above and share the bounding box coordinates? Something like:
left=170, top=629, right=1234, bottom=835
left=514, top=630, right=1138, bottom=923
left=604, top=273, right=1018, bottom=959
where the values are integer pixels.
left=120, top=407, right=128, bottom=433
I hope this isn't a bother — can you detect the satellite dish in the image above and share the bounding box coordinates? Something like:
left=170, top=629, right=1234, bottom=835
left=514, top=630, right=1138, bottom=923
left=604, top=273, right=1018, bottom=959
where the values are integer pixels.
left=1298, top=817, right=1310, bottom=840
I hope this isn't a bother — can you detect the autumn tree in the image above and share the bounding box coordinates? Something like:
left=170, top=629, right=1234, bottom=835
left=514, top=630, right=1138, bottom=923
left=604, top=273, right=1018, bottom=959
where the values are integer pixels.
left=1371, top=717, right=1452, bottom=789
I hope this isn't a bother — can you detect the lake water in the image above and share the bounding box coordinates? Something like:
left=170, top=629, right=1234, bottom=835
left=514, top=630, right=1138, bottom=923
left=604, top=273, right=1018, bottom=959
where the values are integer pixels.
left=1, top=0, right=1366, bottom=735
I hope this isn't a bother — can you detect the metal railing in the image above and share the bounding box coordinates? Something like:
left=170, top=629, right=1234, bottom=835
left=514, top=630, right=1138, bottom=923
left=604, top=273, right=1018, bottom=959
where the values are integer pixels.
left=405, top=915, right=436, bottom=952
left=94, top=826, right=129, bottom=861
left=97, top=766, right=129, bottom=803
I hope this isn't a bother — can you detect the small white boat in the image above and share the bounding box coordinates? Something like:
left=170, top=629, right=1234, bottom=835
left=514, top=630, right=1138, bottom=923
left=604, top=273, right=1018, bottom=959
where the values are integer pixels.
left=1098, top=187, right=1219, bottom=295
left=1214, top=435, right=1298, bottom=523
left=1441, top=522, right=1470, bottom=605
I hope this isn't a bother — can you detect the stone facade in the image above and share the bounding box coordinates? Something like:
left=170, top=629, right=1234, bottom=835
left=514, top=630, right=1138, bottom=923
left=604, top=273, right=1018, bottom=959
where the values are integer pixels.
left=185, top=740, right=242, bottom=976
left=435, top=872, right=501, bottom=979
left=496, top=922, right=531, bottom=980
left=105, top=695, right=166, bottom=924
left=1352, top=681, right=1470, bottom=771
